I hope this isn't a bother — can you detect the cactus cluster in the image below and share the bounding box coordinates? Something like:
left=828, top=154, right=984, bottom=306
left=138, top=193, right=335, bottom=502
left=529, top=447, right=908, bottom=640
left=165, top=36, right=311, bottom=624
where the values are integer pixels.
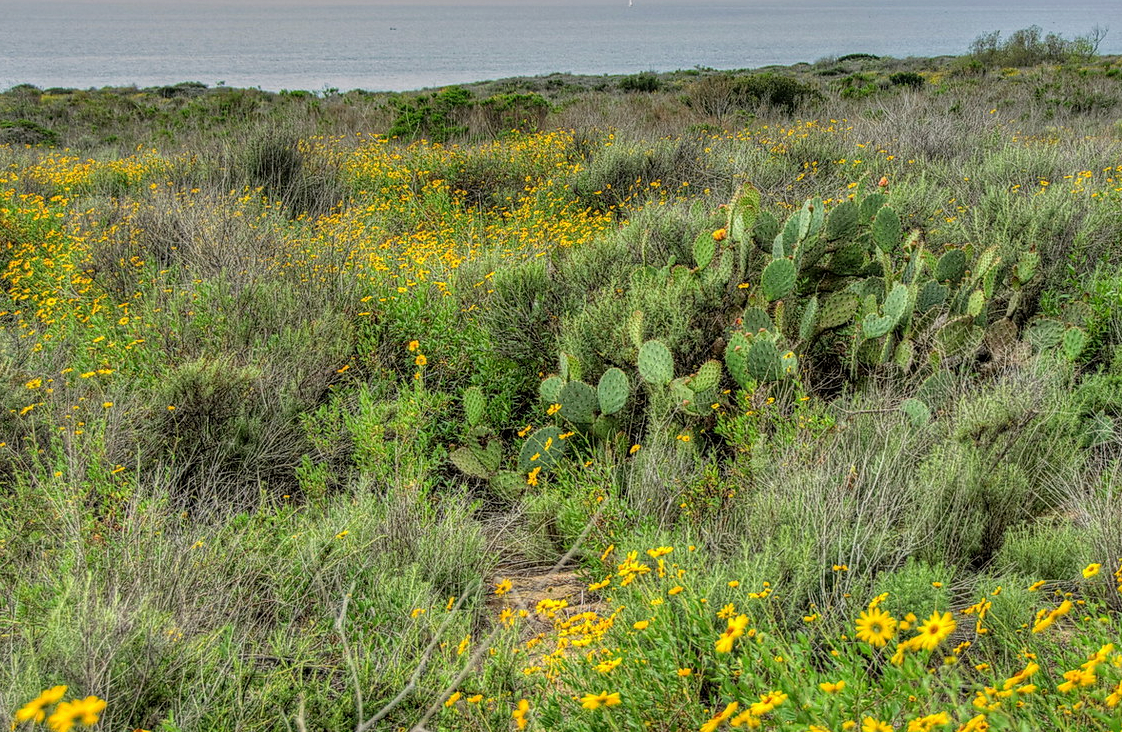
left=448, top=387, right=527, bottom=499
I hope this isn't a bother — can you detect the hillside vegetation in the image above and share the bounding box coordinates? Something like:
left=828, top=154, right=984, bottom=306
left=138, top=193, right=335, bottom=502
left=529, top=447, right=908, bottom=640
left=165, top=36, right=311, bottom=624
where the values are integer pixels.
left=2, top=36, right=1122, bottom=732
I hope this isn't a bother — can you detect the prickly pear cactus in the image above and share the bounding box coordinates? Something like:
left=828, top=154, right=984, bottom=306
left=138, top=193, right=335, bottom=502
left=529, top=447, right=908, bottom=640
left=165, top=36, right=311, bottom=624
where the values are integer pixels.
left=451, top=447, right=493, bottom=480
left=693, top=231, right=716, bottom=271
left=900, top=397, right=931, bottom=427
left=540, top=375, right=564, bottom=404
left=691, top=359, right=723, bottom=393
left=816, top=291, right=860, bottom=331
left=725, top=331, right=752, bottom=391
left=825, top=199, right=859, bottom=241
left=638, top=339, right=674, bottom=386
left=1062, top=327, right=1087, bottom=361
left=742, top=306, right=774, bottom=334
left=558, top=380, right=597, bottom=424
left=761, top=258, right=796, bottom=301
left=597, top=367, right=630, bottom=416
left=463, top=386, right=486, bottom=427
left=518, top=425, right=569, bottom=473
left=872, top=206, right=902, bottom=252
left=916, top=280, right=948, bottom=313
left=746, top=336, right=783, bottom=382
left=728, top=183, right=761, bottom=243
left=627, top=310, right=644, bottom=350
left=934, top=249, right=967, bottom=285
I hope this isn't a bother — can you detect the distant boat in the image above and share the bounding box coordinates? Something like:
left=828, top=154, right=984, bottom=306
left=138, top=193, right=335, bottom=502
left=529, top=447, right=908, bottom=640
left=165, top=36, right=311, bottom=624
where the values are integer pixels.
left=628, top=0, right=633, bottom=6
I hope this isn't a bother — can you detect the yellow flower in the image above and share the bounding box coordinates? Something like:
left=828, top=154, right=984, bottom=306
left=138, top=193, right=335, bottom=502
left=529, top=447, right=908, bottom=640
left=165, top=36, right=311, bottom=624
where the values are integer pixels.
left=956, top=715, right=988, bottom=732
left=629, top=443, right=641, bottom=455
left=668, top=585, right=684, bottom=595
left=1027, top=580, right=1046, bottom=591
left=855, top=607, right=897, bottom=647
left=633, top=619, right=650, bottom=630
left=819, top=680, right=846, bottom=694
left=46, top=696, right=106, bottom=732
left=727, top=580, right=740, bottom=588
left=407, top=340, right=419, bottom=351
left=547, top=403, right=562, bottom=415
left=905, top=711, right=949, bottom=732
left=414, top=353, right=427, bottom=366
left=712, top=228, right=728, bottom=241
left=677, top=667, right=692, bottom=676
left=102, top=401, right=113, bottom=408
left=410, top=608, right=425, bottom=618
left=1082, top=563, right=1101, bottom=578
left=862, top=718, right=894, bottom=732
left=595, top=657, right=621, bottom=674
left=1106, top=679, right=1122, bottom=707
left=701, top=702, right=740, bottom=732
left=16, top=686, right=68, bottom=724
left=467, top=694, right=483, bottom=704
left=580, top=691, right=621, bottom=710
left=512, top=699, right=530, bottom=729
left=526, top=466, right=541, bottom=486
left=495, top=578, right=512, bottom=596
left=748, top=690, right=787, bottom=716
left=912, top=611, right=955, bottom=652
left=444, top=692, right=461, bottom=707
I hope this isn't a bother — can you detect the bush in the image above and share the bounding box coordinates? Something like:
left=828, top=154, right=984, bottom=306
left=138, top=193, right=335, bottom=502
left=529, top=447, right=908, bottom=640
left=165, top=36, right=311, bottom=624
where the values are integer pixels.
left=387, top=86, right=473, bottom=142
left=889, top=71, right=926, bottom=88
left=969, top=25, right=1106, bottom=67
left=619, top=72, right=662, bottom=93
left=685, top=73, right=820, bottom=116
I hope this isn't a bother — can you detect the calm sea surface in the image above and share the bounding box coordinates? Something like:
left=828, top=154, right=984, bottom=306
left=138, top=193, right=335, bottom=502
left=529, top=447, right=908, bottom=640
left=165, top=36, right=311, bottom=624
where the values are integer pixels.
left=2, top=1, right=1120, bottom=92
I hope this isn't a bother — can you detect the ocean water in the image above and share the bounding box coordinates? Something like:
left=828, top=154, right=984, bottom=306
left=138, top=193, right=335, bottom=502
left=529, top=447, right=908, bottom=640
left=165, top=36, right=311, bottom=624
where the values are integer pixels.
left=1, top=0, right=1120, bottom=92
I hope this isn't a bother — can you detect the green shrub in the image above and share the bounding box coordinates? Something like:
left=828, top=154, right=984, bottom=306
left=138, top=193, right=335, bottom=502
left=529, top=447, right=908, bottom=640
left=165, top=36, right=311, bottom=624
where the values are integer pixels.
left=889, top=71, right=925, bottom=88
left=387, top=86, right=473, bottom=142
left=619, top=72, right=662, bottom=93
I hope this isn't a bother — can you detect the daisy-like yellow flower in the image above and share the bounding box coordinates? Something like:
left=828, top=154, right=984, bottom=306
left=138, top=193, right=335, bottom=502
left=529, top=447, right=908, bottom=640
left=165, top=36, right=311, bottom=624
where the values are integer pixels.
left=668, top=585, right=684, bottom=595
left=1106, top=679, right=1122, bottom=707
left=595, top=657, right=621, bottom=674
left=819, top=680, right=846, bottom=694
left=701, top=702, right=739, bottom=732
left=444, top=692, right=462, bottom=707
left=526, top=466, right=541, bottom=486
left=407, top=340, right=419, bottom=352
left=855, top=607, right=897, bottom=647
left=629, top=443, right=641, bottom=455
left=715, top=614, right=749, bottom=653
left=494, top=578, right=512, bottom=596
left=912, top=611, right=956, bottom=652
left=748, top=690, right=788, bottom=716
left=580, top=691, right=621, bottom=710
left=905, top=711, right=949, bottom=732
left=16, top=686, right=68, bottom=724
left=862, top=718, right=894, bottom=732
left=1027, top=580, right=1046, bottom=591
left=414, top=353, right=427, bottom=366
left=512, top=699, right=530, bottom=730
left=677, top=667, right=692, bottom=676
left=712, top=228, right=728, bottom=241
left=46, top=696, right=106, bottom=732
left=633, top=619, right=650, bottom=630
left=1082, top=563, right=1101, bottom=578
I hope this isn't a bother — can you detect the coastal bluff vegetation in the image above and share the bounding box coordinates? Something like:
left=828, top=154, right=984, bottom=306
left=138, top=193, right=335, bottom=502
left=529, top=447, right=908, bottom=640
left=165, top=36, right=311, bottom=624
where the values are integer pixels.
left=3, top=27, right=1122, bottom=732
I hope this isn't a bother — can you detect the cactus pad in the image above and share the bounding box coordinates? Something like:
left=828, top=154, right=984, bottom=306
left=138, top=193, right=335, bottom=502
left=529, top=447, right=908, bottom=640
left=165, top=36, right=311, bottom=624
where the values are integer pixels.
left=597, top=367, right=630, bottom=416
left=558, top=380, right=597, bottom=424
left=729, top=183, right=761, bottom=242
left=451, top=447, right=494, bottom=480
left=742, top=306, right=774, bottom=334
left=638, top=339, right=674, bottom=385
left=540, top=375, right=564, bottom=404
left=761, top=258, right=797, bottom=301
left=693, top=231, right=716, bottom=270
left=900, top=398, right=931, bottom=427
left=627, top=310, right=644, bottom=350
left=817, top=291, right=859, bottom=330
left=882, top=283, right=910, bottom=327
left=691, top=360, right=722, bottom=393
left=934, top=249, right=967, bottom=284
left=747, top=336, right=783, bottom=381
left=859, top=192, right=887, bottom=222
left=798, top=296, right=819, bottom=342
left=724, top=331, right=752, bottom=391
left=1062, top=327, right=1087, bottom=361
left=517, top=425, right=568, bottom=472
left=872, top=206, right=902, bottom=252
left=825, top=199, right=858, bottom=241
left=1023, top=318, right=1065, bottom=349
left=916, top=280, right=948, bottom=313
left=463, top=386, right=486, bottom=427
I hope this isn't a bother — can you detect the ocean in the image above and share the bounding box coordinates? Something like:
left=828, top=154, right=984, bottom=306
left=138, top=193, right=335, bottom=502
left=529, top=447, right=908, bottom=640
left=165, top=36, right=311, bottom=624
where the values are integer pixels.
left=2, top=0, right=1120, bottom=93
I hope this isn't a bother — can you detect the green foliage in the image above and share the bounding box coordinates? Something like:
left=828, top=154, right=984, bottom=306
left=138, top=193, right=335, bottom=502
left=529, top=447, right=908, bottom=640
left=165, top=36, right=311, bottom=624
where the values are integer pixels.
left=618, top=72, right=662, bottom=93
left=388, top=86, right=474, bottom=142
